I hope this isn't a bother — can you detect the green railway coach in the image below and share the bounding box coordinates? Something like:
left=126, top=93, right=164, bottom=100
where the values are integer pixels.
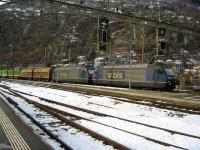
left=0, top=67, right=21, bottom=78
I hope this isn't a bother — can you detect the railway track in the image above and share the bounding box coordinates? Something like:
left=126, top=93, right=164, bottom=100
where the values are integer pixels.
left=2, top=88, right=200, bottom=140
left=2, top=78, right=200, bottom=115
left=0, top=91, right=73, bottom=150
left=0, top=84, right=200, bottom=149
left=0, top=89, right=128, bottom=150
left=62, top=88, right=200, bottom=115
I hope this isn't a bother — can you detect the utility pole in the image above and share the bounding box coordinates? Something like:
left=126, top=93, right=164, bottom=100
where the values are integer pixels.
left=129, top=42, right=131, bottom=91
left=184, top=34, right=187, bottom=47
left=158, top=4, right=161, bottom=22
left=96, top=18, right=99, bottom=52
left=40, top=0, right=45, bottom=12
left=69, top=47, right=71, bottom=64
left=156, top=28, right=159, bottom=58
left=44, top=47, right=47, bottom=67
left=129, top=25, right=136, bottom=91
left=141, top=26, right=144, bottom=63
left=107, top=0, right=109, bottom=7
left=9, top=44, right=13, bottom=67
left=109, top=40, right=112, bottom=64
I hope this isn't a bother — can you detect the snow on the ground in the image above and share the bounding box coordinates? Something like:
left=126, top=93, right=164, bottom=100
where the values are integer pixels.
left=0, top=2, right=7, bottom=5
left=0, top=81, right=200, bottom=150
left=7, top=90, right=200, bottom=149
left=0, top=90, right=114, bottom=150
left=0, top=93, right=63, bottom=150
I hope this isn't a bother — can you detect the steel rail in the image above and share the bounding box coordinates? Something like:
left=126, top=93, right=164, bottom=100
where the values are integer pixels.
left=49, top=84, right=200, bottom=112
left=1, top=88, right=131, bottom=150
left=8, top=88, right=200, bottom=140
left=64, top=88, right=200, bottom=115
left=1, top=78, right=200, bottom=113
left=0, top=91, right=73, bottom=150
left=8, top=89, right=188, bottom=150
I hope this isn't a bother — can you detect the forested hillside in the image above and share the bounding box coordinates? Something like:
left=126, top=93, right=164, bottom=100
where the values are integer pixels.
left=0, top=1, right=199, bottom=66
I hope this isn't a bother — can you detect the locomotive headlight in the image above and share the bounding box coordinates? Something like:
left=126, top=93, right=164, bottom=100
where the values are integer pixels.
left=167, top=80, right=171, bottom=85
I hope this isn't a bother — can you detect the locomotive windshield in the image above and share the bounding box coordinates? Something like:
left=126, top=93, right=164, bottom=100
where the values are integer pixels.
left=165, top=69, right=175, bottom=76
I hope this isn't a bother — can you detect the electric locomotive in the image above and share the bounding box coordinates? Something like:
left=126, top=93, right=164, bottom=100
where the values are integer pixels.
left=92, top=62, right=176, bottom=90
left=52, top=62, right=176, bottom=90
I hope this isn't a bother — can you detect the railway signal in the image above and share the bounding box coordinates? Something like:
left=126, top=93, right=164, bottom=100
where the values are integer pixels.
left=98, top=18, right=109, bottom=51
left=159, top=28, right=166, bottom=37
left=102, top=29, right=107, bottom=43
left=160, top=41, right=166, bottom=50
left=10, top=58, right=14, bottom=67
left=156, top=28, right=166, bottom=56
left=100, top=19, right=109, bottom=29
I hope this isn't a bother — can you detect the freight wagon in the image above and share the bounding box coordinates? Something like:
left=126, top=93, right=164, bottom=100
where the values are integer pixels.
left=21, top=68, right=33, bottom=80
left=0, top=67, right=21, bottom=78
left=33, top=68, right=53, bottom=81
left=21, top=67, right=53, bottom=81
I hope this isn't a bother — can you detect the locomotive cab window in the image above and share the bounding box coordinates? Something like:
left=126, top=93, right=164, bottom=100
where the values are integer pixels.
left=158, top=69, right=164, bottom=74
left=164, top=69, right=174, bottom=76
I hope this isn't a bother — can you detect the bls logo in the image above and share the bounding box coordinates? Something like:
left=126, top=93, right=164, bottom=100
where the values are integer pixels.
left=107, top=71, right=124, bottom=79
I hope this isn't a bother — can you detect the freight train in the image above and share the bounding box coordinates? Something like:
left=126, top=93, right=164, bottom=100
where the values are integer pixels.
left=0, top=62, right=177, bottom=90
